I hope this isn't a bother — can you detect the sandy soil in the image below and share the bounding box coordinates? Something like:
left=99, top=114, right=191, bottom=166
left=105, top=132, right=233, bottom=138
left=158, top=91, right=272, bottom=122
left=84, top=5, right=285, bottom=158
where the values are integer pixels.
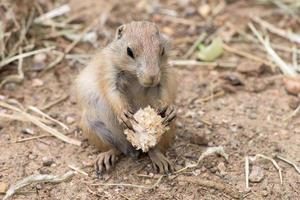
left=0, top=0, right=300, bottom=199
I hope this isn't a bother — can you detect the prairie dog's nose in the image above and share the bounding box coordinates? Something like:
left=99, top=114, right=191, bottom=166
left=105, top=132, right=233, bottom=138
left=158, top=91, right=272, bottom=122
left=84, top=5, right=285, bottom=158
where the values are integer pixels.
left=142, top=73, right=160, bottom=87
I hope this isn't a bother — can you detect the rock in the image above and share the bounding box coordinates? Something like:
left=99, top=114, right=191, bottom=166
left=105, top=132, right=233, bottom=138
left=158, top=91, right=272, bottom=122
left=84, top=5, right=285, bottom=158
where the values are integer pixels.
left=31, top=78, right=44, bottom=87
left=36, top=184, right=43, bottom=190
left=28, top=154, right=37, bottom=160
left=189, top=132, right=208, bottom=145
left=0, top=182, right=8, bottom=194
left=249, top=166, right=264, bottom=183
left=33, top=53, right=47, bottom=71
left=220, top=73, right=244, bottom=86
left=196, top=121, right=204, bottom=128
left=229, top=123, right=238, bottom=133
left=262, top=189, right=268, bottom=197
left=198, top=4, right=210, bottom=17
left=21, top=128, right=34, bottom=135
left=39, top=168, right=51, bottom=174
left=248, top=112, right=257, bottom=119
left=4, top=82, right=17, bottom=91
left=217, top=162, right=227, bottom=176
left=288, top=97, right=300, bottom=109
left=66, top=115, right=76, bottom=125
left=162, top=26, right=174, bottom=36
left=283, top=76, right=300, bottom=95
left=185, top=6, right=196, bottom=16
left=176, top=121, right=183, bottom=129
left=237, top=61, right=266, bottom=76
left=42, top=156, right=54, bottom=166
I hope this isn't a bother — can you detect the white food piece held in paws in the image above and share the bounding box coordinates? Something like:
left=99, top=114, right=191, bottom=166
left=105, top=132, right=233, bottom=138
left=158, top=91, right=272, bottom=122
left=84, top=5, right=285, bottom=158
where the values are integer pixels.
left=124, top=106, right=169, bottom=152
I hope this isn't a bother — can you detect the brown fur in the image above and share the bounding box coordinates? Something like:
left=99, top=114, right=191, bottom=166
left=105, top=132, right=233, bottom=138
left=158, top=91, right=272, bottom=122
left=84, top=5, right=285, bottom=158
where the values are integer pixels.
left=76, top=21, right=177, bottom=157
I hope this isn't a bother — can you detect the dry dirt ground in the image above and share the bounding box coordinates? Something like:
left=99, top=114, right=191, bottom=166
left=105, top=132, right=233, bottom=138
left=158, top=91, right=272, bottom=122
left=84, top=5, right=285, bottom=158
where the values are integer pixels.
left=1, top=0, right=300, bottom=199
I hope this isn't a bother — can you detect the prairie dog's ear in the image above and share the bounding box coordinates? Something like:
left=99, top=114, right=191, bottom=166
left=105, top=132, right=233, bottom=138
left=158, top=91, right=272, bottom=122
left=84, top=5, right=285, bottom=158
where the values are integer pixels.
left=115, top=24, right=126, bottom=39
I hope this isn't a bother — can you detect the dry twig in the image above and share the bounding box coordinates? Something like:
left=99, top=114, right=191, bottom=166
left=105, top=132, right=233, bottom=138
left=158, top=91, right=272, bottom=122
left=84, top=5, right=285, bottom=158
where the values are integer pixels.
left=245, top=156, right=250, bottom=191
left=0, top=49, right=24, bottom=87
left=34, top=4, right=71, bottom=23
left=249, top=154, right=283, bottom=185
left=182, top=32, right=207, bottom=59
left=177, top=176, right=241, bottom=199
left=68, top=165, right=88, bottom=176
left=41, top=94, right=69, bottom=111
left=91, top=175, right=164, bottom=189
left=0, top=101, right=81, bottom=146
left=3, top=171, right=75, bottom=200
left=248, top=23, right=297, bottom=77
left=0, top=47, right=55, bottom=69
left=222, top=43, right=275, bottom=69
left=169, top=60, right=236, bottom=68
left=283, top=104, right=300, bottom=121
left=175, top=146, right=228, bottom=174
left=251, top=16, right=300, bottom=44
left=15, top=135, right=51, bottom=143
left=27, top=106, right=69, bottom=130
left=276, top=155, right=300, bottom=174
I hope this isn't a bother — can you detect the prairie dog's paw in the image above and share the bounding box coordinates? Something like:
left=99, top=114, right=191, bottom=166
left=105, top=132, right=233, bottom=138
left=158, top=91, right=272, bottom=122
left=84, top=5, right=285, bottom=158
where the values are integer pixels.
left=95, top=149, right=121, bottom=176
left=148, top=148, right=174, bottom=174
left=158, top=105, right=176, bottom=126
left=118, top=110, right=137, bottom=130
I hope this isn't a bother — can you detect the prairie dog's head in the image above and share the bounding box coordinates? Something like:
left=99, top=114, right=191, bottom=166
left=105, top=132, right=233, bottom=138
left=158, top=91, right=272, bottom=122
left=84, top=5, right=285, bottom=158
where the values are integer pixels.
left=111, top=21, right=169, bottom=87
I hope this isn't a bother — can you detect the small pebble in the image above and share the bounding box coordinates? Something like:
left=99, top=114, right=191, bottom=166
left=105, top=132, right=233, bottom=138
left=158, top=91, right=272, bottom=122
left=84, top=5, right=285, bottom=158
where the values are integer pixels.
left=185, top=6, right=196, bottom=16
left=36, top=184, right=43, bottom=190
left=193, top=169, right=201, bottom=176
left=262, top=189, right=269, bottom=197
left=217, top=162, right=227, bottom=176
left=249, top=166, right=264, bottom=183
left=21, top=128, right=34, bottom=135
left=49, top=112, right=59, bottom=119
left=33, top=53, right=47, bottom=71
left=198, top=4, right=210, bottom=17
left=176, top=121, right=183, bottom=128
left=42, top=156, right=54, bottom=167
left=0, top=182, right=8, bottom=193
left=229, top=124, right=238, bottom=133
left=189, top=132, right=208, bottom=145
left=196, top=121, right=204, bottom=128
left=31, top=78, right=44, bottom=87
left=248, top=112, right=257, bottom=119
left=28, top=154, right=37, bottom=160
left=4, top=82, right=17, bottom=91
left=288, top=97, right=300, bottom=109
left=66, top=116, right=76, bottom=124
left=236, top=61, right=265, bottom=75
left=39, top=168, right=51, bottom=174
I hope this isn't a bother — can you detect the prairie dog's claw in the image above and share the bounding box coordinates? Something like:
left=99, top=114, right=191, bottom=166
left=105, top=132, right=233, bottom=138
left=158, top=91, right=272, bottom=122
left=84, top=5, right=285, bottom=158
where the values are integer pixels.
left=118, top=110, right=138, bottom=130
left=158, top=105, right=176, bottom=126
left=148, top=149, right=174, bottom=174
left=95, top=149, right=120, bottom=176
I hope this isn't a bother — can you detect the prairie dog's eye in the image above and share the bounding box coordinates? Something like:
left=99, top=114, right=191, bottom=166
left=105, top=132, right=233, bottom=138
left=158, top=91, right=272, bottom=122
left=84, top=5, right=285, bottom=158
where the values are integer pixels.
left=127, top=47, right=134, bottom=59
left=161, top=47, right=165, bottom=56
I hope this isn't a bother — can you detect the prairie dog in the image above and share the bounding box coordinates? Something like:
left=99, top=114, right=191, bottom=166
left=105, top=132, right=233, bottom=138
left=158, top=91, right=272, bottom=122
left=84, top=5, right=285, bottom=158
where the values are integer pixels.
left=76, top=21, right=177, bottom=174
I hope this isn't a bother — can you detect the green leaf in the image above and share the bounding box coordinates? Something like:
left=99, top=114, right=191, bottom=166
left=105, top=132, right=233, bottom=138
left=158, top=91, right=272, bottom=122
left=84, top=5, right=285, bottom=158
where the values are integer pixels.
left=197, top=37, right=223, bottom=62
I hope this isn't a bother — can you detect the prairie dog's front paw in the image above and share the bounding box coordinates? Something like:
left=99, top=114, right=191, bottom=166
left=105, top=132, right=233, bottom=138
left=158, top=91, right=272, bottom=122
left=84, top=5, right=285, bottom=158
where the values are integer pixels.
left=118, top=110, right=136, bottom=130
left=158, top=105, right=176, bottom=126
